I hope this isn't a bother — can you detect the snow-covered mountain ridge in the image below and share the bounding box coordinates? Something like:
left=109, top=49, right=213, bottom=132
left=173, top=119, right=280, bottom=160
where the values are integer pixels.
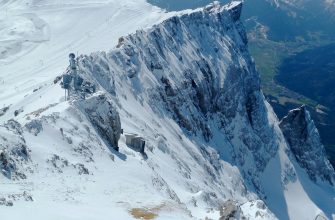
left=0, top=1, right=335, bottom=219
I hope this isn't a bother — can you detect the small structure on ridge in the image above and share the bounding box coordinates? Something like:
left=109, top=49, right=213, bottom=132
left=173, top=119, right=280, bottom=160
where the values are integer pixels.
left=125, top=134, right=145, bottom=154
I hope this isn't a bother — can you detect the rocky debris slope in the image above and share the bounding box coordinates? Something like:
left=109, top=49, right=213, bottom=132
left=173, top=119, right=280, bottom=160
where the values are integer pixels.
left=0, top=120, right=31, bottom=180
left=219, top=200, right=277, bottom=220
left=280, top=105, right=335, bottom=184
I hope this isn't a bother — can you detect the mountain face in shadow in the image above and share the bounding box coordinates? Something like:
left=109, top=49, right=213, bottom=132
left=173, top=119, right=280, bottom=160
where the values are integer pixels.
left=147, top=0, right=335, bottom=166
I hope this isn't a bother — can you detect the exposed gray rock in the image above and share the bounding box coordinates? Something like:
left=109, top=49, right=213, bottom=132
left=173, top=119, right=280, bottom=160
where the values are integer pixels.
left=0, top=197, right=14, bottom=207
left=5, top=200, right=13, bottom=207
left=280, top=106, right=335, bottom=184
left=47, top=154, right=89, bottom=175
left=0, top=120, right=30, bottom=179
left=14, top=108, right=24, bottom=117
left=4, top=119, right=23, bottom=135
left=151, top=173, right=181, bottom=204
left=47, top=154, right=69, bottom=173
left=220, top=200, right=241, bottom=220
left=76, top=52, right=116, bottom=95
left=76, top=93, right=121, bottom=151
left=25, top=119, right=43, bottom=136
left=75, top=163, right=89, bottom=175
left=0, top=150, right=15, bottom=178
left=0, top=105, right=10, bottom=117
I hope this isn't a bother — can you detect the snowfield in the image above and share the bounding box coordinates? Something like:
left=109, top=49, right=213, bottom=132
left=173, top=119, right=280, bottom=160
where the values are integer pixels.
left=0, top=1, right=334, bottom=220
left=0, top=0, right=172, bottom=112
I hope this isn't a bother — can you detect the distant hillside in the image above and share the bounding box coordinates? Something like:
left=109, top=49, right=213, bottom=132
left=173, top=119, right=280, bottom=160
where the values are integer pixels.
left=148, top=0, right=335, bottom=166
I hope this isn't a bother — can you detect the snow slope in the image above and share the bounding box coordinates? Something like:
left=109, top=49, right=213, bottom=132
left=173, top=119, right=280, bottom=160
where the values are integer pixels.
left=0, top=0, right=172, bottom=113
left=0, top=1, right=334, bottom=220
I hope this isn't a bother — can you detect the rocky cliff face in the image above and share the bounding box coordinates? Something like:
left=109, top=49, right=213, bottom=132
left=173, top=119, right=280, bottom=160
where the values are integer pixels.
left=280, top=106, right=335, bottom=184
left=69, top=2, right=334, bottom=218
left=76, top=1, right=280, bottom=190
left=0, top=1, right=334, bottom=219
left=75, top=94, right=122, bottom=151
left=0, top=120, right=30, bottom=180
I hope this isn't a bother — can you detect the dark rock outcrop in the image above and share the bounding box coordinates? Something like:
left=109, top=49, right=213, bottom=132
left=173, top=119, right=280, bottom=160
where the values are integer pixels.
left=220, top=200, right=241, bottom=220
left=0, top=120, right=30, bottom=179
left=76, top=94, right=121, bottom=151
left=280, top=106, right=335, bottom=184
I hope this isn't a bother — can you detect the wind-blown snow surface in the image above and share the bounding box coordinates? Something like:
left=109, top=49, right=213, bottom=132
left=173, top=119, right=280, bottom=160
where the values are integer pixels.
left=0, top=0, right=172, bottom=109
left=0, top=1, right=334, bottom=220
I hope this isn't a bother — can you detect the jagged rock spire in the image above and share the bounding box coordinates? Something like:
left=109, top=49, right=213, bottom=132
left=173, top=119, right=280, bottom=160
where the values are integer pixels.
left=280, top=105, right=335, bottom=184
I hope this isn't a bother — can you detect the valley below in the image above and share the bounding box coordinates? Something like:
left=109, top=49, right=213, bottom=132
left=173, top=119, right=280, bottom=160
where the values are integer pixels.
left=148, top=0, right=335, bottom=167
left=275, top=43, right=335, bottom=164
